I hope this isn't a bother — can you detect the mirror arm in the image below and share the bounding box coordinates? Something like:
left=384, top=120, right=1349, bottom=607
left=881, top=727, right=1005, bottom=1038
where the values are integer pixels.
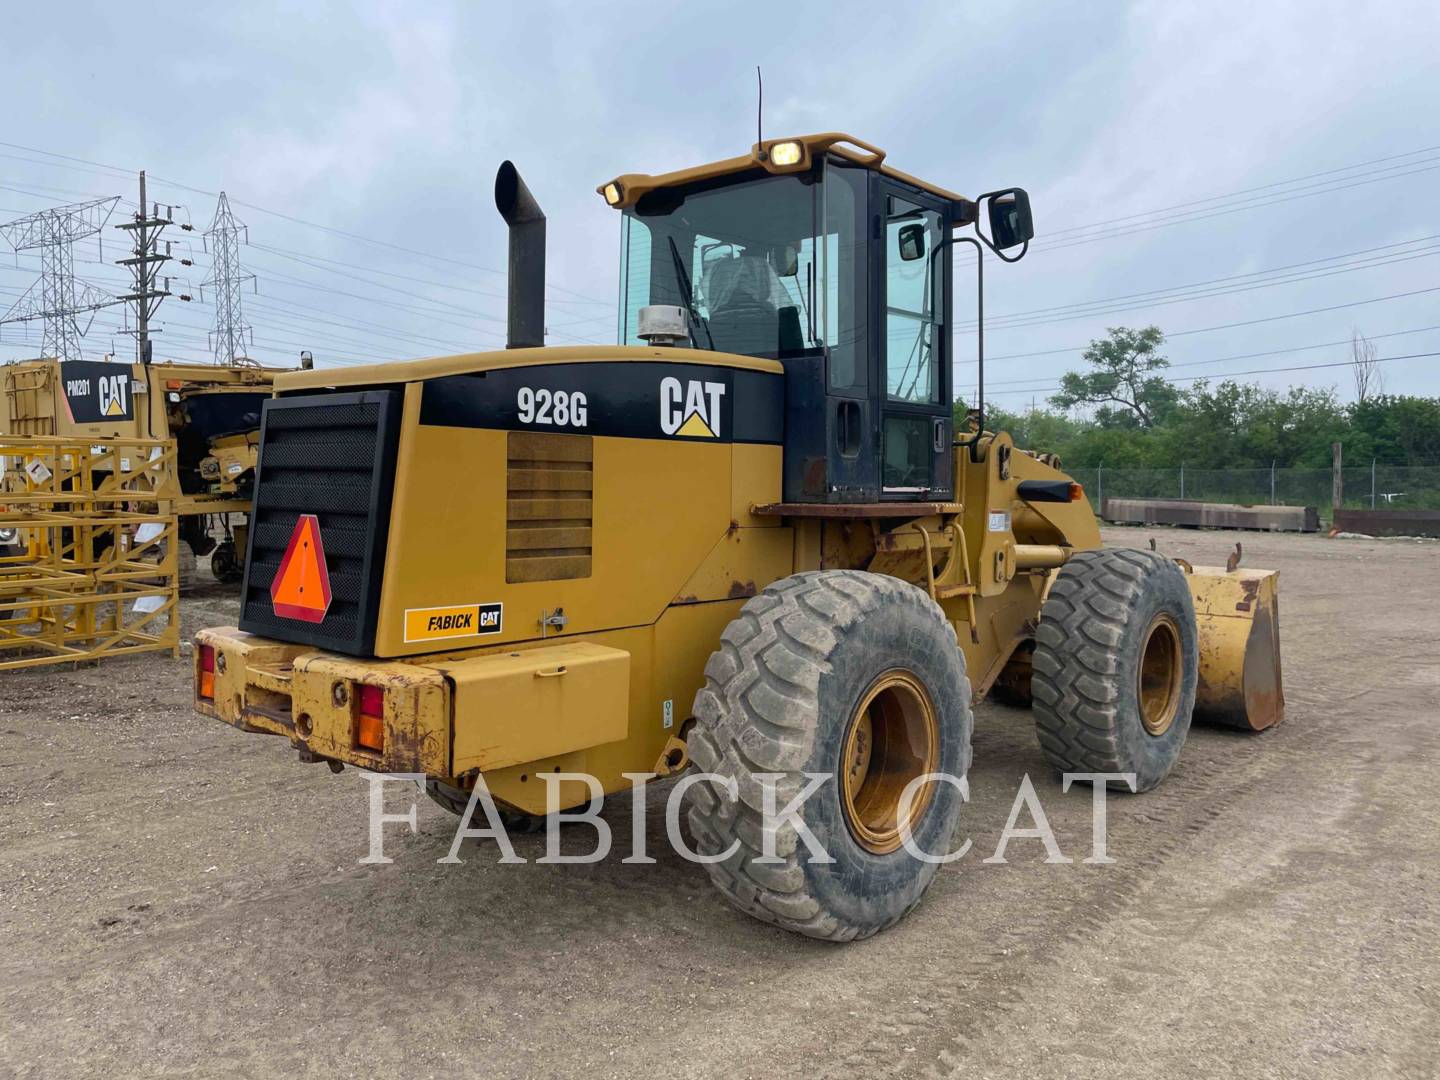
left=946, top=189, right=1031, bottom=462
left=951, top=233, right=986, bottom=461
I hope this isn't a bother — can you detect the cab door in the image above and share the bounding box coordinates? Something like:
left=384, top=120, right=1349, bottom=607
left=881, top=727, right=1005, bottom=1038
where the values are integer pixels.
left=875, top=182, right=953, bottom=500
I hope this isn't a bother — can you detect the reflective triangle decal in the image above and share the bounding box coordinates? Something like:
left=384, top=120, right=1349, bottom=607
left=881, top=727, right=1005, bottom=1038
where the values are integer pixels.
left=269, top=514, right=332, bottom=623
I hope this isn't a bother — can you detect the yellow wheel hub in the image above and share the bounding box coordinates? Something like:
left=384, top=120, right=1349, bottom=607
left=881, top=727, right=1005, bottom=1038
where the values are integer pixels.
left=1138, top=612, right=1183, bottom=736
left=840, top=670, right=940, bottom=855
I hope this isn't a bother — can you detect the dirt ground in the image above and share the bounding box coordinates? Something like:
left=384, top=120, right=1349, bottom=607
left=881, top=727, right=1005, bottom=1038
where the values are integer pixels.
left=2, top=525, right=1437, bottom=1079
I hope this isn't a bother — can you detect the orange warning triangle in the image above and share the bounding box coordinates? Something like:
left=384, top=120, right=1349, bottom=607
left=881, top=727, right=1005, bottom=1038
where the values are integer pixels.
left=270, top=514, right=332, bottom=623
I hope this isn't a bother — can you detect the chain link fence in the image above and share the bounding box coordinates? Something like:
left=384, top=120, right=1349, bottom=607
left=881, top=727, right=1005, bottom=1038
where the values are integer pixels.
left=1065, top=464, right=1440, bottom=520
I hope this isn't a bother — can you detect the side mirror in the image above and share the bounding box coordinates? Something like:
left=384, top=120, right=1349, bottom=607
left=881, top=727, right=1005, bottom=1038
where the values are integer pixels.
left=986, top=188, right=1034, bottom=250
left=897, top=222, right=927, bottom=262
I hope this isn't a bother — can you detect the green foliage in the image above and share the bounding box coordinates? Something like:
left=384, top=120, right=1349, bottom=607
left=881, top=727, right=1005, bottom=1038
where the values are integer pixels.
left=985, top=326, right=1440, bottom=468
left=1049, top=326, right=1180, bottom=428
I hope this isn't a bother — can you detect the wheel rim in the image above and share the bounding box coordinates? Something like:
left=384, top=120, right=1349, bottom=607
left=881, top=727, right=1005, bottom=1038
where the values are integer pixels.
left=840, top=670, right=940, bottom=855
left=1138, top=612, right=1183, bottom=736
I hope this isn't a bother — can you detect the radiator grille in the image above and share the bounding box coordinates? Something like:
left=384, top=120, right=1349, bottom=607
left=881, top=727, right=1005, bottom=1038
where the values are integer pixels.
left=506, top=431, right=593, bottom=583
left=238, top=390, right=401, bottom=655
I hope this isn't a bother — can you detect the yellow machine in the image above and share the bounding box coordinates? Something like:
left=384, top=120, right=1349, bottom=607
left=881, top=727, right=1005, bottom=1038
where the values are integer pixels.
left=194, top=134, right=1283, bottom=940
left=1, top=357, right=289, bottom=581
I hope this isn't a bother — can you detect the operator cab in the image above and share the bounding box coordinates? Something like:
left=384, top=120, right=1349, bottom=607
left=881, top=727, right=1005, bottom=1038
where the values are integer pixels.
left=600, top=133, right=1032, bottom=504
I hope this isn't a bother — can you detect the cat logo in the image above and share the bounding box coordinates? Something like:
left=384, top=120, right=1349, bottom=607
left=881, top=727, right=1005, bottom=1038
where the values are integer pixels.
left=99, top=374, right=129, bottom=417
left=659, top=376, right=725, bottom=438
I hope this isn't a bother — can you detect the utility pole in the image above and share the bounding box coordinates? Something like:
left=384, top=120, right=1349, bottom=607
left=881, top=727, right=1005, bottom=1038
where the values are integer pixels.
left=0, top=197, right=121, bottom=361
left=1331, top=441, right=1344, bottom=513
left=116, top=171, right=172, bottom=364
left=203, top=191, right=255, bottom=365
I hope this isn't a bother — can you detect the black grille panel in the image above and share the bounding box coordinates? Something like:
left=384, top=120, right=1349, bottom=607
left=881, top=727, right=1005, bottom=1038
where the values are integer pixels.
left=238, top=389, right=401, bottom=655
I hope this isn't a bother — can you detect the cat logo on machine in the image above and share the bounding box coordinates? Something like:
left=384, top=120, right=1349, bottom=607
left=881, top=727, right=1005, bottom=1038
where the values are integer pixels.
left=404, top=602, right=503, bottom=643
left=98, top=374, right=129, bottom=417
left=59, top=361, right=135, bottom=423
left=659, top=376, right=725, bottom=438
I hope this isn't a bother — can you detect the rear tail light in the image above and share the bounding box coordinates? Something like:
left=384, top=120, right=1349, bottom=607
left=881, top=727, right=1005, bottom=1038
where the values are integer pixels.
left=198, top=644, right=216, bottom=700
left=356, top=683, right=384, bottom=752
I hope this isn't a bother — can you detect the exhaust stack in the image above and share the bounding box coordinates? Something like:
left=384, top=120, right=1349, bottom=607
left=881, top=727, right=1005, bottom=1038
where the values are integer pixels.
left=494, top=160, right=546, bottom=349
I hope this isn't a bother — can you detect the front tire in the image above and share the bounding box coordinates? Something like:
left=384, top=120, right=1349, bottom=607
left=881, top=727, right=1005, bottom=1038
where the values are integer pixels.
left=684, top=570, right=973, bottom=941
left=1032, top=549, right=1198, bottom=792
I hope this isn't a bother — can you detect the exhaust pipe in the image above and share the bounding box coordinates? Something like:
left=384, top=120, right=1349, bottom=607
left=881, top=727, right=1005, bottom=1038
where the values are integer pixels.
left=494, top=160, right=546, bottom=349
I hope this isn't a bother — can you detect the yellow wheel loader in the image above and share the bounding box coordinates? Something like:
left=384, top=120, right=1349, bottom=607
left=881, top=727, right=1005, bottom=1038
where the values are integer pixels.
left=194, top=133, right=1283, bottom=940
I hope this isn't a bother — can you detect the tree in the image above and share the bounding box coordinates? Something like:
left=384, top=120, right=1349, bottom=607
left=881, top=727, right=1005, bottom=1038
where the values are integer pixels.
left=1050, top=326, right=1179, bottom=428
left=1351, top=329, right=1384, bottom=403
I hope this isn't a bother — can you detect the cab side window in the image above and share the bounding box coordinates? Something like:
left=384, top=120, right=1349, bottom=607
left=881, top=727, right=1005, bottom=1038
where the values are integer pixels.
left=884, top=199, right=944, bottom=404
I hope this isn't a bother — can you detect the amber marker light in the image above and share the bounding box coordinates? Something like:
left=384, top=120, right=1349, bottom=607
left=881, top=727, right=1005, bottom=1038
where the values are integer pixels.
left=356, top=683, right=385, bottom=753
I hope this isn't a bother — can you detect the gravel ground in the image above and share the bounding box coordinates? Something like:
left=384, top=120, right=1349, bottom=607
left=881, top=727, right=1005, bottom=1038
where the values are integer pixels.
left=1, top=525, right=1437, bottom=1079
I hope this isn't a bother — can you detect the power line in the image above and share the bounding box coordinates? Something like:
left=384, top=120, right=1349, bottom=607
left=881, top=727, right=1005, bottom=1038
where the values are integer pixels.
left=974, top=286, right=1440, bottom=363
left=981, top=350, right=1440, bottom=399
left=984, top=323, right=1440, bottom=388
left=247, top=240, right=605, bottom=307
left=962, top=234, right=1440, bottom=329
left=1043, top=142, right=1440, bottom=239
left=973, top=245, right=1440, bottom=333
left=1032, top=159, right=1440, bottom=254
left=0, top=141, right=613, bottom=308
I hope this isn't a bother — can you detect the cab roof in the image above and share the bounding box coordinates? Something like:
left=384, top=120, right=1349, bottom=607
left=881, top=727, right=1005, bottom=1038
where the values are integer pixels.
left=597, top=132, right=976, bottom=219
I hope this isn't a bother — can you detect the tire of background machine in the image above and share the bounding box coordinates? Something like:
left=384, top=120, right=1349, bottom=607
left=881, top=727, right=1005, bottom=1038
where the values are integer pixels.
left=210, top=540, right=242, bottom=584
left=424, top=779, right=548, bottom=834
left=1031, top=548, right=1198, bottom=793
left=684, top=570, right=973, bottom=942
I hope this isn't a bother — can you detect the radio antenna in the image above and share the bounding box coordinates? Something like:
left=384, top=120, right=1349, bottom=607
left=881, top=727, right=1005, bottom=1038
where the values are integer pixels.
left=756, top=66, right=763, bottom=146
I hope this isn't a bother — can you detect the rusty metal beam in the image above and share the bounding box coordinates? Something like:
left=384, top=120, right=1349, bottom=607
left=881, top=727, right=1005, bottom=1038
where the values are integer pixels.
left=1332, top=509, right=1440, bottom=538
left=1102, top=498, right=1319, bottom=533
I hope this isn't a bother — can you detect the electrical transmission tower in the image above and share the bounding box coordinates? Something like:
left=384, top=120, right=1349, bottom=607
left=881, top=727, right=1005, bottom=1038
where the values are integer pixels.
left=203, top=191, right=254, bottom=365
left=0, top=196, right=121, bottom=361
left=116, top=171, right=172, bottom=365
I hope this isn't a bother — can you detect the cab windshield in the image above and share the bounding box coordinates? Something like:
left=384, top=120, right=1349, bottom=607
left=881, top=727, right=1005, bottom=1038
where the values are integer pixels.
left=617, top=159, right=869, bottom=386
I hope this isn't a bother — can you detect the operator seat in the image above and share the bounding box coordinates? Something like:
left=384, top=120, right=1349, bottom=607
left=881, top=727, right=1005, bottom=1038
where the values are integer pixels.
left=703, top=255, right=783, bottom=356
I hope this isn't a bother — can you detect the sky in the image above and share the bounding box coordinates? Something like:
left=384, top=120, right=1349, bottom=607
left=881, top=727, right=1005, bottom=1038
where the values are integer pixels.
left=2, top=0, right=1439, bottom=407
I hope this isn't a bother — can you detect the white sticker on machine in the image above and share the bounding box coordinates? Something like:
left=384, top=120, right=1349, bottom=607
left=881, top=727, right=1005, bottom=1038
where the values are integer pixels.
left=987, top=510, right=1011, bottom=532
left=404, top=602, right=503, bottom=643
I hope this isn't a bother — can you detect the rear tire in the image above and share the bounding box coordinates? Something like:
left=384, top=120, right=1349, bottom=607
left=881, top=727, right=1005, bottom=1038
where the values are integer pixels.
left=424, top=779, right=548, bottom=834
left=684, top=570, right=973, bottom=941
left=1032, top=549, right=1197, bottom=792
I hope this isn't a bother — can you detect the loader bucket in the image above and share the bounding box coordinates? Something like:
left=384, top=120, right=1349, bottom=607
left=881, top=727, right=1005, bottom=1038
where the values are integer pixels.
left=1184, top=566, right=1285, bottom=732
